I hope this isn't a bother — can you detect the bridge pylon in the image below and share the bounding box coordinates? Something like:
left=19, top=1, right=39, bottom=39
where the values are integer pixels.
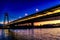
left=3, top=12, right=9, bottom=28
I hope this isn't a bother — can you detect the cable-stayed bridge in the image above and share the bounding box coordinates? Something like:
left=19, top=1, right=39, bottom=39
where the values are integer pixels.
left=5, top=5, right=60, bottom=29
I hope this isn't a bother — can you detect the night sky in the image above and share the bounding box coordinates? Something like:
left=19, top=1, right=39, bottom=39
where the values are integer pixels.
left=0, top=0, right=60, bottom=24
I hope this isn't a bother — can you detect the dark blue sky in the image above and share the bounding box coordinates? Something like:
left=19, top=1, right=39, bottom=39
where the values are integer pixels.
left=0, top=0, right=60, bottom=23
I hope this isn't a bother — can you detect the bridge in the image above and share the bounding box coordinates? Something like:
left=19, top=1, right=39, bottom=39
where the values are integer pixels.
left=1, top=5, right=60, bottom=40
left=6, top=5, right=60, bottom=29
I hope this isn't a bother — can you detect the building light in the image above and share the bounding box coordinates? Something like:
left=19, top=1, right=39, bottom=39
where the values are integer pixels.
left=17, top=23, right=32, bottom=26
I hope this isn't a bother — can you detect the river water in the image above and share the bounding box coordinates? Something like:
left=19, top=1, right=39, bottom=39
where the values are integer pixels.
left=12, top=28, right=60, bottom=40
left=0, top=28, right=60, bottom=40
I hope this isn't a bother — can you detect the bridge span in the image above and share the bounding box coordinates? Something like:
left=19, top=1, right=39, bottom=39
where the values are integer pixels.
left=6, top=5, right=60, bottom=29
left=1, top=5, right=60, bottom=40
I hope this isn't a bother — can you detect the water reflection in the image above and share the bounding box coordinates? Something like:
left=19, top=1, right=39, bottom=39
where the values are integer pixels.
left=12, top=28, right=60, bottom=40
left=0, top=29, right=12, bottom=40
left=0, top=28, right=60, bottom=40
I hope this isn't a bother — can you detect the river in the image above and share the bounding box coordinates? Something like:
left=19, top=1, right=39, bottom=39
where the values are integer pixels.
left=12, top=28, right=60, bottom=40
left=0, top=28, right=60, bottom=40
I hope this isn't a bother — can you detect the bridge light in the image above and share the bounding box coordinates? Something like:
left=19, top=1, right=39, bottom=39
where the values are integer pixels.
left=25, top=13, right=28, bottom=16
left=36, top=8, right=39, bottom=12
left=19, top=16, right=21, bottom=18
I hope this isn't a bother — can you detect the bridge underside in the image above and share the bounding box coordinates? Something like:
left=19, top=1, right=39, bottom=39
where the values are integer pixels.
left=6, top=5, right=60, bottom=29
left=5, top=12, right=60, bottom=29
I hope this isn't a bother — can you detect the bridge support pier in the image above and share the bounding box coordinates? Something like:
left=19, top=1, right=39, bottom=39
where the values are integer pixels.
left=31, top=22, right=34, bottom=40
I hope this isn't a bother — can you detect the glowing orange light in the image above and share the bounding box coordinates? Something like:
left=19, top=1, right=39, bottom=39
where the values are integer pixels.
left=34, top=20, right=60, bottom=26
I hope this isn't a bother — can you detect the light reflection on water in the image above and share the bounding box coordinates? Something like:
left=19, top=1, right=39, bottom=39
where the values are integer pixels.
left=0, top=29, right=12, bottom=40
left=0, top=28, right=60, bottom=40
left=12, top=28, right=60, bottom=40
